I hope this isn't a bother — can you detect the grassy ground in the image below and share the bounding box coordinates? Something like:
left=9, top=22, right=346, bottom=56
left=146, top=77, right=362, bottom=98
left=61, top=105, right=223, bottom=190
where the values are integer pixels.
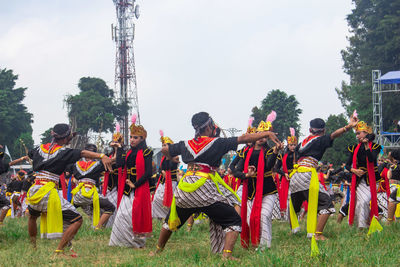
left=1, top=211, right=400, bottom=267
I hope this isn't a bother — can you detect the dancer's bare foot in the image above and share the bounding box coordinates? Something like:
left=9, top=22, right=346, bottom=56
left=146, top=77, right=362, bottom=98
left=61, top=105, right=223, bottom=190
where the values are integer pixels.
left=222, top=253, right=239, bottom=261
left=149, top=246, right=163, bottom=257
left=315, top=234, right=327, bottom=241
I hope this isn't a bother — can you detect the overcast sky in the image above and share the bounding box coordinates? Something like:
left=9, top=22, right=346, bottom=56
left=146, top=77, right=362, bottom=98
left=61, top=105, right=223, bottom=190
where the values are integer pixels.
left=0, top=0, right=353, bottom=148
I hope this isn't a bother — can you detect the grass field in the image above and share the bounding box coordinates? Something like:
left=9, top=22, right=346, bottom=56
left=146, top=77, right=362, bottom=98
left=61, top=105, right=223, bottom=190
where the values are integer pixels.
left=1, top=211, right=400, bottom=266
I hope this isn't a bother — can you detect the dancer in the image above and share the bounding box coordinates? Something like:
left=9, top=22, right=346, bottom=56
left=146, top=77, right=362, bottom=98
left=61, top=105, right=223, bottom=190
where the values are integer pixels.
left=234, top=114, right=283, bottom=250
left=289, top=115, right=358, bottom=242
left=346, top=121, right=382, bottom=230
left=109, top=115, right=153, bottom=248
left=275, top=128, right=298, bottom=222
left=103, top=128, right=124, bottom=228
left=152, top=131, right=179, bottom=220
left=25, top=123, right=112, bottom=256
left=387, top=149, right=400, bottom=222
left=71, top=144, right=116, bottom=229
left=150, top=111, right=281, bottom=259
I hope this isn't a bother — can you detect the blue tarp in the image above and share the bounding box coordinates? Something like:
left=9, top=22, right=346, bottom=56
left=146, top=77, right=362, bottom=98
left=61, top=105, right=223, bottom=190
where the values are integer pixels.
left=379, top=71, right=400, bottom=84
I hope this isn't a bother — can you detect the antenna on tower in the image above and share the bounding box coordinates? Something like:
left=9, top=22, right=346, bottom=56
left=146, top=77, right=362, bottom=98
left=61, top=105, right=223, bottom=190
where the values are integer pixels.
left=112, top=0, right=141, bottom=145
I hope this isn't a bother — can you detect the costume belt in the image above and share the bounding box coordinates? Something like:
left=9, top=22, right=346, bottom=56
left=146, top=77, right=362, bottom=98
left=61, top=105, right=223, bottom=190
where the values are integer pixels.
left=35, top=178, right=59, bottom=187
left=297, top=157, right=318, bottom=169
left=27, top=180, right=63, bottom=237
left=168, top=163, right=240, bottom=231
left=71, top=180, right=100, bottom=227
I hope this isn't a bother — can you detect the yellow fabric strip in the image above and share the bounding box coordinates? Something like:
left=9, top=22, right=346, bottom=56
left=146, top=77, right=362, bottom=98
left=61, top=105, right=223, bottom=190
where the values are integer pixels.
left=168, top=170, right=241, bottom=231
left=395, top=203, right=400, bottom=218
left=289, top=198, right=299, bottom=230
left=27, top=182, right=63, bottom=237
left=290, top=165, right=320, bottom=257
left=367, top=216, right=383, bottom=235
left=71, top=183, right=100, bottom=227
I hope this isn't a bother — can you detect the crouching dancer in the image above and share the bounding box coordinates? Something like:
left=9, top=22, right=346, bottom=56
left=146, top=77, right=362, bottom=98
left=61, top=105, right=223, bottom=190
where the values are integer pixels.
left=26, top=123, right=112, bottom=256
left=150, top=112, right=281, bottom=260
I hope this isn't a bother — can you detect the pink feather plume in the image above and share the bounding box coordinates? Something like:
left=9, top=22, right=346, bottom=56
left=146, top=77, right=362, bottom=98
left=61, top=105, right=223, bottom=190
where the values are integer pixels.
left=131, top=114, right=137, bottom=125
left=352, top=110, right=358, bottom=119
left=115, top=123, right=120, bottom=133
left=248, top=117, right=254, bottom=127
left=159, top=130, right=164, bottom=137
left=266, top=111, right=277, bottom=122
left=289, top=127, right=295, bottom=137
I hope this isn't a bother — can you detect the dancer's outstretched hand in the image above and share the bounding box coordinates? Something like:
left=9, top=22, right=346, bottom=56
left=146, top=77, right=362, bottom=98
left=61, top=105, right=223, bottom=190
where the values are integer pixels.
left=267, top=131, right=282, bottom=147
left=101, top=156, right=113, bottom=172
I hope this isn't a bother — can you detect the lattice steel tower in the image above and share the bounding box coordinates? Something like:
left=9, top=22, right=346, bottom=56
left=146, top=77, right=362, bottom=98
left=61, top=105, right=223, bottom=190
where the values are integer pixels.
left=112, top=0, right=140, bottom=144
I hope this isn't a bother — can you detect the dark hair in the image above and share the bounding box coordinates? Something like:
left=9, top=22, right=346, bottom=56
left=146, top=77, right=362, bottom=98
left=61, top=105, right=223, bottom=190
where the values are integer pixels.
left=52, top=123, right=71, bottom=140
left=84, top=143, right=97, bottom=152
left=192, top=112, right=210, bottom=130
left=365, top=133, right=376, bottom=142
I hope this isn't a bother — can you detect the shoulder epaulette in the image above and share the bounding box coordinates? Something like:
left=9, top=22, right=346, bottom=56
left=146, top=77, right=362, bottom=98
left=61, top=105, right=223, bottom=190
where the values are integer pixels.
left=265, top=148, right=274, bottom=157
left=143, top=148, right=153, bottom=157
left=372, top=143, right=381, bottom=150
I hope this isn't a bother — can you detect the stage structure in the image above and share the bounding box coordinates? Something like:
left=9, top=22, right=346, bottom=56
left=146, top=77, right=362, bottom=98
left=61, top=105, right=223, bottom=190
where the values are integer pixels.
left=112, top=0, right=141, bottom=144
left=372, top=70, right=400, bottom=148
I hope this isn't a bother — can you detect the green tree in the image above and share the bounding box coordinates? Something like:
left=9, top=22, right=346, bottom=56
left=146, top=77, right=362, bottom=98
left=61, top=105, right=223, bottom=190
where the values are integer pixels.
left=251, top=89, right=302, bottom=141
left=0, top=68, right=33, bottom=158
left=40, top=128, right=53, bottom=144
left=65, top=77, right=127, bottom=140
left=322, top=114, right=356, bottom=166
left=336, top=0, right=400, bottom=130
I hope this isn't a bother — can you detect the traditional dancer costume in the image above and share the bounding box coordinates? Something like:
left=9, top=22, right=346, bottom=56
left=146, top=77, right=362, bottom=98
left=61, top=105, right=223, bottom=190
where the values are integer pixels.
left=109, top=116, right=153, bottom=248
left=152, top=132, right=178, bottom=220
left=163, top=113, right=242, bottom=254
left=234, top=114, right=279, bottom=249
left=71, top=144, right=115, bottom=229
left=346, top=121, right=382, bottom=229
left=275, top=128, right=298, bottom=221
left=27, top=127, right=83, bottom=239
left=103, top=127, right=123, bottom=228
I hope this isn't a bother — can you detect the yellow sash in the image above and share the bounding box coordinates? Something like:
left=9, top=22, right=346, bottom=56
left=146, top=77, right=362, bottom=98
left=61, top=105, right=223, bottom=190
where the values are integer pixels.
left=71, top=183, right=100, bottom=227
left=27, top=182, right=63, bottom=237
left=168, top=171, right=240, bottom=231
left=289, top=165, right=319, bottom=257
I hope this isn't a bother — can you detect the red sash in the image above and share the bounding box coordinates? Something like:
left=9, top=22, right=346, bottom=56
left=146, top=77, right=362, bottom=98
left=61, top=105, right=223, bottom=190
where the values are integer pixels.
left=279, top=153, right=290, bottom=211
left=59, top=173, right=67, bottom=200
left=152, top=156, right=165, bottom=201
left=349, top=142, right=379, bottom=225
left=240, top=147, right=265, bottom=248
left=131, top=149, right=152, bottom=234
left=163, top=169, right=173, bottom=207
left=117, top=149, right=132, bottom=208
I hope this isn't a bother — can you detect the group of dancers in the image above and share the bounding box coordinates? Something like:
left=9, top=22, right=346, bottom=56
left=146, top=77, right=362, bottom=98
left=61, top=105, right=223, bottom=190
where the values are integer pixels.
left=1, top=110, right=400, bottom=260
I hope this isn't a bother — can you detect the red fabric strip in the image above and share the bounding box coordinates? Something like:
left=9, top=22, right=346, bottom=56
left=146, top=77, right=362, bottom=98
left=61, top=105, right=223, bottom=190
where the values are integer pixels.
left=163, top=170, right=173, bottom=207
left=131, top=149, right=152, bottom=234
left=249, top=148, right=265, bottom=247
left=349, top=143, right=361, bottom=225
left=59, top=173, right=67, bottom=200
left=118, top=149, right=132, bottom=208
left=240, top=147, right=253, bottom=248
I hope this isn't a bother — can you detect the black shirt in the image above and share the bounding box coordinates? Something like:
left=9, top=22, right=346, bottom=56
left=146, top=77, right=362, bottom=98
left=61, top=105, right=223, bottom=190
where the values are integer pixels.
left=29, top=144, right=82, bottom=175
left=72, top=159, right=105, bottom=187
left=0, top=160, right=9, bottom=175
left=159, top=157, right=179, bottom=183
left=275, top=150, right=298, bottom=176
left=116, top=142, right=153, bottom=196
left=297, top=134, right=333, bottom=161
left=168, top=137, right=238, bottom=168
left=345, top=143, right=381, bottom=184
left=234, top=147, right=278, bottom=200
